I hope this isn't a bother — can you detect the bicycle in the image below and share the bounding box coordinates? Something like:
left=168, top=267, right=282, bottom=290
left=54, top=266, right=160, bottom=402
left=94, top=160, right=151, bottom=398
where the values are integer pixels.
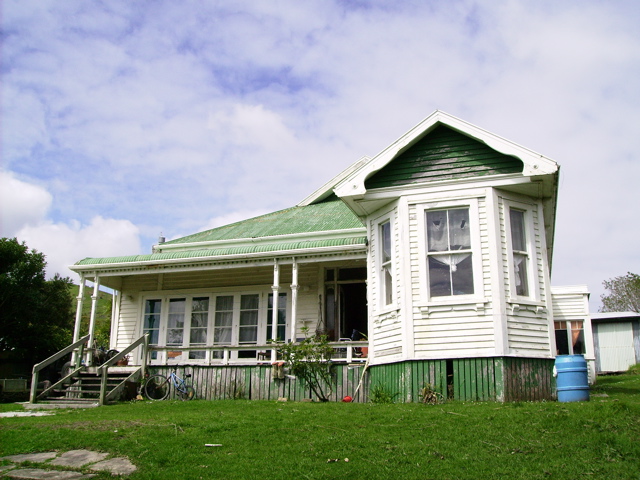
left=143, top=369, right=196, bottom=401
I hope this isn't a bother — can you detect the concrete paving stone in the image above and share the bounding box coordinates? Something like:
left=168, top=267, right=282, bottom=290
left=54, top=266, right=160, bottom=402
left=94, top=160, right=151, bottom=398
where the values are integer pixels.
left=0, top=412, right=54, bottom=418
left=89, top=457, right=137, bottom=476
left=49, top=450, right=108, bottom=468
left=0, top=453, right=59, bottom=464
left=2, top=468, right=96, bottom=479
left=0, top=464, right=17, bottom=473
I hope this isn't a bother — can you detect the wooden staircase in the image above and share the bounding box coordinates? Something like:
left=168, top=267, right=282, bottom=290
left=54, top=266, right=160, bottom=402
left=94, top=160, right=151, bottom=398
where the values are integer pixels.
left=38, top=367, right=138, bottom=407
left=30, top=334, right=149, bottom=407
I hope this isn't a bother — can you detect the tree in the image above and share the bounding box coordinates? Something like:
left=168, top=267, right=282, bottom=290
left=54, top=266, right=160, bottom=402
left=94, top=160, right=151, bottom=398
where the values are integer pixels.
left=0, top=238, right=74, bottom=364
left=600, top=272, right=640, bottom=313
left=274, top=329, right=335, bottom=401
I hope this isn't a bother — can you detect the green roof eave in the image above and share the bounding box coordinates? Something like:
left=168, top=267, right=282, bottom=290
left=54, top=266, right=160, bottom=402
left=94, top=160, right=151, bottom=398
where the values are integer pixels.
left=71, top=236, right=368, bottom=271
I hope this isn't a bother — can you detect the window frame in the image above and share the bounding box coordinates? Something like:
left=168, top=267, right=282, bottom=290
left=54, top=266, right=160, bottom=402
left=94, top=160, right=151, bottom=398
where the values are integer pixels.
left=554, top=320, right=586, bottom=356
left=377, top=217, right=394, bottom=309
left=419, top=198, right=482, bottom=304
left=503, top=199, right=539, bottom=302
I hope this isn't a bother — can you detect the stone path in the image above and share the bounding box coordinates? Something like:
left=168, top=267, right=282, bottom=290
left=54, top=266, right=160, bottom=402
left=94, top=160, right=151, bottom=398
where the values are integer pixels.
left=0, top=449, right=136, bottom=479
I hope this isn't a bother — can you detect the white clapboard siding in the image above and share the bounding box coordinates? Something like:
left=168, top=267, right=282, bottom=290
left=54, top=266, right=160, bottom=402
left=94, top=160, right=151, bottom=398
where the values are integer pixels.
left=407, top=196, right=497, bottom=356
left=368, top=206, right=405, bottom=360
left=507, top=312, right=551, bottom=356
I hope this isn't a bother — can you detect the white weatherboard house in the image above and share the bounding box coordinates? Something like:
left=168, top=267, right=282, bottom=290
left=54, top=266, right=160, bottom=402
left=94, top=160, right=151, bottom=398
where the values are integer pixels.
left=57, top=111, right=595, bottom=403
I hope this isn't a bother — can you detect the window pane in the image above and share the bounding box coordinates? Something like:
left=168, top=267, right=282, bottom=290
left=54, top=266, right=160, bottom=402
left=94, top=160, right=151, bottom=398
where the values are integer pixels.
left=216, top=295, right=233, bottom=311
left=241, top=294, right=259, bottom=310
left=448, top=209, right=471, bottom=249
left=451, top=254, right=474, bottom=295
left=191, top=312, right=208, bottom=328
left=428, top=256, right=452, bottom=297
left=189, top=351, right=206, bottom=360
left=240, top=310, right=258, bottom=326
left=381, top=222, right=391, bottom=262
left=169, top=299, right=186, bottom=313
left=144, top=314, right=160, bottom=330
left=510, top=209, right=526, bottom=252
left=192, top=297, right=209, bottom=312
left=145, top=299, right=162, bottom=314
left=215, top=311, right=232, bottom=327
left=214, top=328, right=232, bottom=344
left=555, top=329, right=569, bottom=355
left=513, top=253, right=529, bottom=296
left=384, top=267, right=393, bottom=304
left=167, top=328, right=183, bottom=345
left=427, top=210, right=449, bottom=252
left=337, top=268, right=367, bottom=281
left=239, top=326, right=257, bottom=343
left=190, top=329, right=207, bottom=344
left=147, top=329, right=159, bottom=345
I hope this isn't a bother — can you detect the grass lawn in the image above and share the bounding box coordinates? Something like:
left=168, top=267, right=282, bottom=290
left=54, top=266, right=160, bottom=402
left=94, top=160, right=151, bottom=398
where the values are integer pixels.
left=1, top=374, right=639, bottom=480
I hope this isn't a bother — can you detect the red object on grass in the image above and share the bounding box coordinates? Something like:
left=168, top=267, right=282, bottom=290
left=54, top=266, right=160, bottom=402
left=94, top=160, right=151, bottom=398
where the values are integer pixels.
left=342, top=396, right=352, bottom=402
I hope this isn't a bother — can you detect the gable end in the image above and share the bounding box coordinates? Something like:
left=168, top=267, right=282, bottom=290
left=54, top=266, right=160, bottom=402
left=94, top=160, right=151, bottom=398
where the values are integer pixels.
left=364, top=125, right=524, bottom=189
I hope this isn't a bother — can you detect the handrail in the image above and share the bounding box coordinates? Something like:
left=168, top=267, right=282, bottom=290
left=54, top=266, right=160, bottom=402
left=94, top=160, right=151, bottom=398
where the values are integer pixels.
left=30, top=334, right=90, bottom=404
left=98, top=334, right=149, bottom=405
left=146, top=340, right=369, bottom=365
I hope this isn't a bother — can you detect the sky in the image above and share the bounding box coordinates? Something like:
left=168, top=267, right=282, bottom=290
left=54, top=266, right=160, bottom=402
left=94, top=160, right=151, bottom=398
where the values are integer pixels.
left=1, top=0, right=639, bottom=311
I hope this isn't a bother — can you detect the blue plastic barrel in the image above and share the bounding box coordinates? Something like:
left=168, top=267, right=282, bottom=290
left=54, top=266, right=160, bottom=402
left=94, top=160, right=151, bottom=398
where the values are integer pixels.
left=555, top=354, right=589, bottom=402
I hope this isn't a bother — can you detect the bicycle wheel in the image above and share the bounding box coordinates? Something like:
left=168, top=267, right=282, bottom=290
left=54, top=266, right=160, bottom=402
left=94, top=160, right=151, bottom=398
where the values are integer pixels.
left=177, top=385, right=196, bottom=401
left=144, top=374, right=170, bottom=400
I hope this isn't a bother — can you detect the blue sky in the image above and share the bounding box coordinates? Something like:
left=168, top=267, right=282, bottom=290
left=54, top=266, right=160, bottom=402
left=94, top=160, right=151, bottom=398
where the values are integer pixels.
left=1, top=0, right=639, bottom=310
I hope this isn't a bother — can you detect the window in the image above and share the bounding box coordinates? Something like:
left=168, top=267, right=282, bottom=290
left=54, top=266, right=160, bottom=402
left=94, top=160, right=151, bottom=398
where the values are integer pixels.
left=426, top=208, right=474, bottom=297
left=555, top=321, right=585, bottom=355
left=143, top=299, right=162, bottom=360
left=267, top=293, right=287, bottom=341
left=213, top=295, right=233, bottom=345
left=509, top=209, right=529, bottom=297
left=167, top=299, right=186, bottom=346
left=380, top=221, right=393, bottom=306
left=142, top=291, right=287, bottom=363
left=189, top=297, right=209, bottom=360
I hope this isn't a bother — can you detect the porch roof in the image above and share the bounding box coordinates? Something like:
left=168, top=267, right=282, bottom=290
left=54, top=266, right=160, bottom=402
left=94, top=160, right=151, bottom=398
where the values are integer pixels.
left=74, top=235, right=368, bottom=267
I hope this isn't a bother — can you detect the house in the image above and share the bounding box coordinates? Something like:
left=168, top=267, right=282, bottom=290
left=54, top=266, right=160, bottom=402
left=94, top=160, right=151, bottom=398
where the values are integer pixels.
left=591, top=312, right=640, bottom=374
left=63, top=110, right=594, bottom=403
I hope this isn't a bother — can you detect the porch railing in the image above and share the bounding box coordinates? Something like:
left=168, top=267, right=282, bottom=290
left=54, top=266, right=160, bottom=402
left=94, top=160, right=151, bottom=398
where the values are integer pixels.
left=146, top=340, right=368, bottom=366
left=98, top=333, right=149, bottom=406
left=30, top=334, right=90, bottom=404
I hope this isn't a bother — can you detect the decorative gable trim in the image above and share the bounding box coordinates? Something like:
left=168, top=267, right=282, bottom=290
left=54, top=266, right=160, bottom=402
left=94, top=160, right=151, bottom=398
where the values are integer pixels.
left=334, top=110, right=558, bottom=203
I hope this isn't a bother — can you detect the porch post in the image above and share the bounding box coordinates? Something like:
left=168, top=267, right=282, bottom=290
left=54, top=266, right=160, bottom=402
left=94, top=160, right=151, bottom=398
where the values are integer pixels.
left=73, top=275, right=86, bottom=343
left=87, top=274, right=100, bottom=364
left=271, top=259, right=280, bottom=362
left=290, top=258, right=299, bottom=343
left=71, top=275, right=86, bottom=366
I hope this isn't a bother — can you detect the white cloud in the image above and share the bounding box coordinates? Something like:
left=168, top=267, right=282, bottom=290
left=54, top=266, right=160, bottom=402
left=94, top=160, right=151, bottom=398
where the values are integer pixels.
left=0, top=171, right=52, bottom=236
left=16, top=216, right=141, bottom=281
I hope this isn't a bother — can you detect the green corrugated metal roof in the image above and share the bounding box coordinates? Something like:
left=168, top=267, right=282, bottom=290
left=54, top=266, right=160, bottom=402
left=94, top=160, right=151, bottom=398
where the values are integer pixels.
left=365, top=125, right=524, bottom=189
left=75, top=236, right=367, bottom=266
left=165, top=196, right=363, bottom=245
